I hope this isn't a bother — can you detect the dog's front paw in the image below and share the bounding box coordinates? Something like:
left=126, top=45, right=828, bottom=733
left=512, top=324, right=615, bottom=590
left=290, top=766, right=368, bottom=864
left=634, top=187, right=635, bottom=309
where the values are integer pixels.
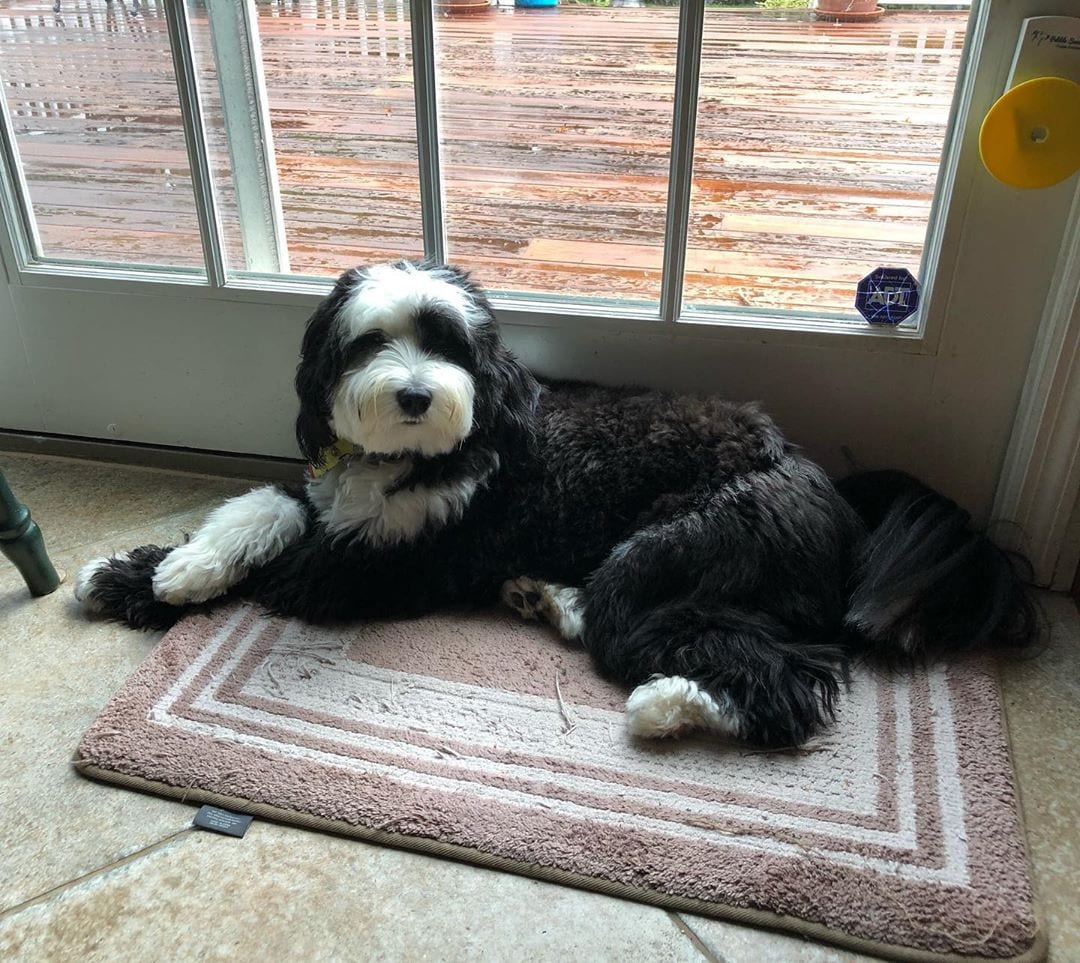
left=72, top=545, right=183, bottom=630
left=73, top=555, right=123, bottom=613
left=151, top=541, right=236, bottom=605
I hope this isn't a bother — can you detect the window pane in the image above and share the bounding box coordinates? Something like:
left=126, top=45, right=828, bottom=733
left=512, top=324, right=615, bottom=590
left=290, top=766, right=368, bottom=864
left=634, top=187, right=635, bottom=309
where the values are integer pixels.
left=435, top=2, right=679, bottom=306
left=685, top=4, right=969, bottom=317
left=191, top=0, right=424, bottom=277
left=0, top=0, right=204, bottom=269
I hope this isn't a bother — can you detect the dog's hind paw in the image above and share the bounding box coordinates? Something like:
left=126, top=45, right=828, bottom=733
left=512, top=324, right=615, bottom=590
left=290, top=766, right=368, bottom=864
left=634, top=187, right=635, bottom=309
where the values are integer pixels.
left=500, top=577, right=585, bottom=642
left=501, top=576, right=545, bottom=621
left=625, top=676, right=742, bottom=740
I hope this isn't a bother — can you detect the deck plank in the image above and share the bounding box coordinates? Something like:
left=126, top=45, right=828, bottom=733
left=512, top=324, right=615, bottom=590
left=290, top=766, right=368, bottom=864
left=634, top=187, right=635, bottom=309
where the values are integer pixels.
left=0, top=0, right=968, bottom=313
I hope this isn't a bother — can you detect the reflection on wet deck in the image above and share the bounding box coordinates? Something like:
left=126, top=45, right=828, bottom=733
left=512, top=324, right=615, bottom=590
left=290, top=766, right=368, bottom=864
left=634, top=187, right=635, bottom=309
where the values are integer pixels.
left=0, top=0, right=967, bottom=313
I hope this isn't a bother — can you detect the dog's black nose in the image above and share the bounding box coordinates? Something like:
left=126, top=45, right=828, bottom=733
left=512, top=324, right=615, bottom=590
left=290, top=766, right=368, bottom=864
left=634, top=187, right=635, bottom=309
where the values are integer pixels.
left=396, top=386, right=433, bottom=417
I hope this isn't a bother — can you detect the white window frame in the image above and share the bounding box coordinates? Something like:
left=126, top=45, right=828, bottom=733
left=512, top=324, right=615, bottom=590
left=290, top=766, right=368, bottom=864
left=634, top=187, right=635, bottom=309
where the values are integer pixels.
left=0, top=0, right=994, bottom=357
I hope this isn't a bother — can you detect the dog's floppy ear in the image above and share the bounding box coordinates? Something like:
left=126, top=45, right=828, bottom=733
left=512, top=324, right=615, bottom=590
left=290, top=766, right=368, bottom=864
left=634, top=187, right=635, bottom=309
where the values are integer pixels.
left=480, top=343, right=541, bottom=444
left=473, top=326, right=540, bottom=444
left=438, top=264, right=541, bottom=444
left=294, top=272, right=355, bottom=463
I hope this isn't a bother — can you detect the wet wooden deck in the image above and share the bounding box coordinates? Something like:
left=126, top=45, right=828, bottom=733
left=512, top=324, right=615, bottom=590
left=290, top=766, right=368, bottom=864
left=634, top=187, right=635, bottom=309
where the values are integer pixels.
left=0, top=0, right=967, bottom=312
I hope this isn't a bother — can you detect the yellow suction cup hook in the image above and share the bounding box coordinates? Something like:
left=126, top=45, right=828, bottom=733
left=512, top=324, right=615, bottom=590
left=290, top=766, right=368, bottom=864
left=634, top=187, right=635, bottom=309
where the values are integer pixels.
left=980, top=77, right=1080, bottom=189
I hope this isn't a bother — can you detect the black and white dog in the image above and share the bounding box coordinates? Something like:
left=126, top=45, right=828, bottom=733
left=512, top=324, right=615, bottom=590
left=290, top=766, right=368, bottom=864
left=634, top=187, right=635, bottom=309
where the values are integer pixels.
left=75, top=261, right=1036, bottom=748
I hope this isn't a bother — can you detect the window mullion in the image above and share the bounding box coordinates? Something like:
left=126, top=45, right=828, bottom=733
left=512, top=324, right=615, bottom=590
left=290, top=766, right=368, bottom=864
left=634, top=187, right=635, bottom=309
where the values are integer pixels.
left=659, top=0, right=705, bottom=325
left=163, top=0, right=227, bottom=287
left=204, top=0, right=290, bottom=275
left=410, top=0, right=447, bottom=265
left=0, top=70, right=42, bottom=273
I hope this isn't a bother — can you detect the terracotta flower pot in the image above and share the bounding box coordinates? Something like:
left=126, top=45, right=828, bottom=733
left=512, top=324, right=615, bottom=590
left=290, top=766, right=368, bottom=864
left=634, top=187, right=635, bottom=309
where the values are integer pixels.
left=813, top=0, right=883, bottom=22
left=435, top=0, right=493, bottom=16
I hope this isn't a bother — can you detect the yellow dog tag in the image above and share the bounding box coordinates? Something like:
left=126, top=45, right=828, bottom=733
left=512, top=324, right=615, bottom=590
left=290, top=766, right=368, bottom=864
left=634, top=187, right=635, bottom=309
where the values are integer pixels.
left=309, top=438, right=360, bottom=478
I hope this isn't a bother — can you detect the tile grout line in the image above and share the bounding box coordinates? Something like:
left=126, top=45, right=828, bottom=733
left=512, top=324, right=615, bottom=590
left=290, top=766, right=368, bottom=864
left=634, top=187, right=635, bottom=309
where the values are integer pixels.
left=0, top=828, right=195, bottom=922
left=668, top=912, right=726, bottom=963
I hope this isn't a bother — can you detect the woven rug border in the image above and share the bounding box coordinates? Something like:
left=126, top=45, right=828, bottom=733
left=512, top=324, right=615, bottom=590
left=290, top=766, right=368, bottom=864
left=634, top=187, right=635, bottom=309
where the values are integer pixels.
left=72, top=745, right=1047, bottom=963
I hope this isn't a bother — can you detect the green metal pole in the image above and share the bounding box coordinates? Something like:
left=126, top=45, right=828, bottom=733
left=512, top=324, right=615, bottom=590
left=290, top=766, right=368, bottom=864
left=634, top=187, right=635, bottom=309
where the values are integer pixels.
left=0, top=470, right=61, bottom=597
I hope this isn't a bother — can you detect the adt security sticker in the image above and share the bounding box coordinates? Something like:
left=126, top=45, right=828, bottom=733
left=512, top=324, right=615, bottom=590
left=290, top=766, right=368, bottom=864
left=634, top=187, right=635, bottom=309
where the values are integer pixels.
left=855, top=268, right=920, bottom=325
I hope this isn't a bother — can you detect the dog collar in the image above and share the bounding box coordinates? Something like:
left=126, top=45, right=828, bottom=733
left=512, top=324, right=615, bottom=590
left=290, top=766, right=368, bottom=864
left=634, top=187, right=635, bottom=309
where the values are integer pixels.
left=308, top=440, right=407, bottom=477
left=309, top=439, right=361, bottom=478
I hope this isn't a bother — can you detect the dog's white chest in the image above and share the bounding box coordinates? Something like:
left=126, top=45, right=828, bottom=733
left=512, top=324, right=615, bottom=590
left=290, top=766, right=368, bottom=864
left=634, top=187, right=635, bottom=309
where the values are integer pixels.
left=307, top=458, right=478, bottom=545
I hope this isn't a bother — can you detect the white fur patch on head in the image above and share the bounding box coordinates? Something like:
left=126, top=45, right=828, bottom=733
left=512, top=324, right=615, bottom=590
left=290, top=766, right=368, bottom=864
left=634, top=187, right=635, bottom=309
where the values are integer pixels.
left=330, top=337, right=475, bottom=457
left=152, top=486, right=307, bottom=605
left=337, top=263, right=486, bottom=341
left=625, top=675, right=742, bottom=739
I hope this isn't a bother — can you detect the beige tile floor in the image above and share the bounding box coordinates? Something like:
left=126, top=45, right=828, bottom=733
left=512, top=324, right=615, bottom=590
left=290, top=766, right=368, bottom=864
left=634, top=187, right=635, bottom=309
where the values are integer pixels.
left=1, top=449, right=1077, bottom=962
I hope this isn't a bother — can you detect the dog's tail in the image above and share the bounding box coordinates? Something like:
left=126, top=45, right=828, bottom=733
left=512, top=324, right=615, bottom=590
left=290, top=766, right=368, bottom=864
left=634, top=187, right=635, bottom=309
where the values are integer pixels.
left=836, top=470, right=1039, bottom=660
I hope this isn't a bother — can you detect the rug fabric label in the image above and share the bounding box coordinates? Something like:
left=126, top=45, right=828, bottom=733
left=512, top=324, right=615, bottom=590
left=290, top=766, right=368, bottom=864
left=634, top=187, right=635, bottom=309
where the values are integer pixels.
left=192, top=805, right=254, bottom=838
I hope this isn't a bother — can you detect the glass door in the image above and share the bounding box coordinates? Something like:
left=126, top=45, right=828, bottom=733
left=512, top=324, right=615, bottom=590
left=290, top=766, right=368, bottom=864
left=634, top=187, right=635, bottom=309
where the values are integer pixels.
left=0, top=0, right=1076, bottom=523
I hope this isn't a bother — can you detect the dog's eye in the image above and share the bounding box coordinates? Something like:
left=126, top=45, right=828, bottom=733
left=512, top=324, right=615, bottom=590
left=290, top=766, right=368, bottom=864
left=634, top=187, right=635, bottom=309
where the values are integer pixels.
left=344, top=331, right=386, bottom=367
left=417, top=310, right=472, bottom=368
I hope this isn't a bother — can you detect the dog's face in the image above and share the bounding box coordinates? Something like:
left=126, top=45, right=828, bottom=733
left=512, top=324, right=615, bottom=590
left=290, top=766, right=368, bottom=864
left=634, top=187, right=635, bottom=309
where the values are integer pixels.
left=295, top=262, right=538, bottom=462
left=326, top=264, right=482, bottom=457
